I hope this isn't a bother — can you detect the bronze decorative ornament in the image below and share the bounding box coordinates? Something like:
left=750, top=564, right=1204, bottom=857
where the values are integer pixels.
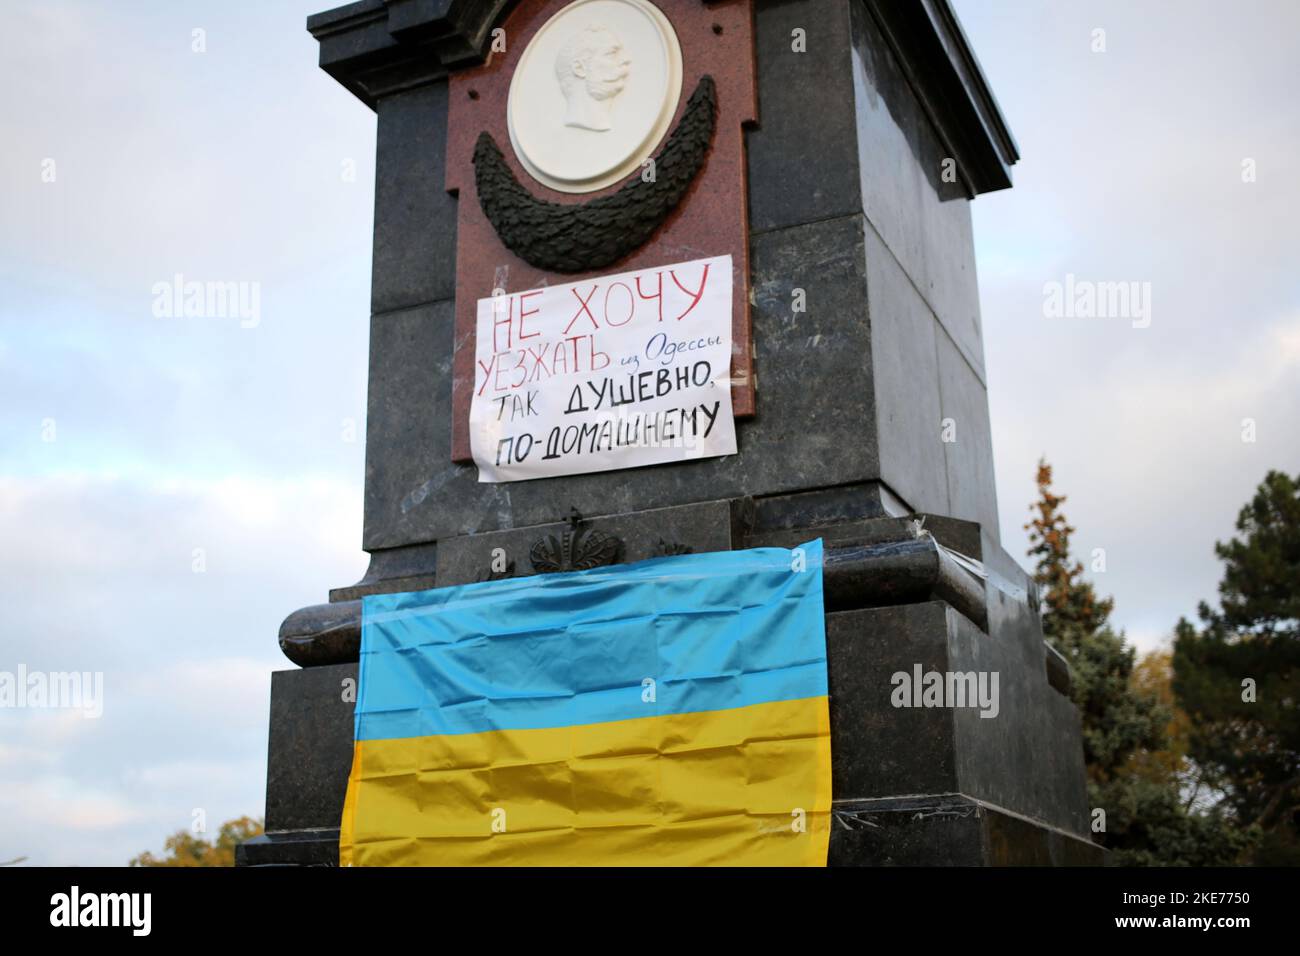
left=529, top=508, right=625, bottom=572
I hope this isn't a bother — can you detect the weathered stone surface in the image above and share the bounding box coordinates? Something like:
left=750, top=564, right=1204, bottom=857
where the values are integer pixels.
left=826, top=594, right=1090, bottom=835
left=263, top=663, right=357, bottom=834
left=937, top=328, right=1000, bottom=540
left=278, top=517, right=991, bottom=667
left=279, top=602, right=362, bottom=668
left=863, top=224, right=950, bottom=521
left=372, top=82, right=458, bottom=315
left=747, top=0, right=862, bottom=235
left=306, top=0, right=513, bottom=108
left=827, top=603, right=960, bottom=798
left=361, top=213, right=887, bottom=551
left=435, top=500, right=738, bottom=587
left=237, top=827, right=340, bottom=867
left=849, top=0, right=988, bottom=381
left=748, top=482, right=909, bottom=532
left=978, top=533, right=1093, bottom=832
left=328, top=539, right=438, bottom=602
left=830, top=794, right=1102, bottom=866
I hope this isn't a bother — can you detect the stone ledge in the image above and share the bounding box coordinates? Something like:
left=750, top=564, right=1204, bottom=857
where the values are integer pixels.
left=830, top=793, right=1104, bottom=866
left=237, top=829, right=341, bottom=867
left=277, top=515, right=988, bottom=667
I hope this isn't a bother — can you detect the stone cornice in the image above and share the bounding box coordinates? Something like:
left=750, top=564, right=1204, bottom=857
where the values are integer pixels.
left=862, top=0, right=1019, bottom=194
left=307, top=0, right=517, bottom=108
left=307, top=0, right=1020, bottom=195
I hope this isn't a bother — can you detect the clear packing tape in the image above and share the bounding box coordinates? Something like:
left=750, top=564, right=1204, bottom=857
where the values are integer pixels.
left=912, top=516, right=1034, bottom=608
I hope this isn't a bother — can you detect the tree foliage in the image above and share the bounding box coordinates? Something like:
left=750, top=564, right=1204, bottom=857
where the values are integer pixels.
left=1027, top=460, right=1247, bottom=864
left=1173, top=470, right=1300, bottom=864
left=1026, top=461, right=1164, bottom=782
left=1125, top=650, right=1191, bottom=786
left=1026, top=460, right=1114, bottom=641
left=129, top=816, right=263, bottom=867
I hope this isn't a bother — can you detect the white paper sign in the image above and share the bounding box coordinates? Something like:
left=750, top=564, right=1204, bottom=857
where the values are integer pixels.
left=470, top=254, right=737, bottom=483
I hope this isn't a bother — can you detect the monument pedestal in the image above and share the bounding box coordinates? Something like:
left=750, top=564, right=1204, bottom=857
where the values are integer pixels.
left=242, top=0, right=1102, bottom=866
left=241, top=510, right=1102, bottom=866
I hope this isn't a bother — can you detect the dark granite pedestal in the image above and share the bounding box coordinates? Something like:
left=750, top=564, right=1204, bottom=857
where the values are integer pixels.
left=240, top=508, right=1102, bottom=867
left=241, top=0, right=1102, bottom=866
left=239, top=663, right=355, bottom=867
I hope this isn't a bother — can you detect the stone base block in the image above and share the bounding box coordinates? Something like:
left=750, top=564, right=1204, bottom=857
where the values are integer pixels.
left=830, top=794, right=1103, bottom=866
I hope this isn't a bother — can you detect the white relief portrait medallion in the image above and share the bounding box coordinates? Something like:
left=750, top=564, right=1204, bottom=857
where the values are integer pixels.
left=555, top=24, right=630, bottom=131
left=507, top=0, right=683, bottom=193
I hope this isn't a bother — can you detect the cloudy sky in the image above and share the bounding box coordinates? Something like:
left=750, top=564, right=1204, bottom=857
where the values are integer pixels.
left=1, top=1, right=1296, bottom=865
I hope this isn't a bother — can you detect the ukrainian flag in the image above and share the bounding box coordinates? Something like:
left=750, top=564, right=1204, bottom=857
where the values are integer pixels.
left=340, top=539, right=830, bottom=866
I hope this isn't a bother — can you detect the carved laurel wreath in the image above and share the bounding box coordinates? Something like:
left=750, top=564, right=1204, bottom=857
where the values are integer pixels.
left=473, top=76, right=717, bottom=274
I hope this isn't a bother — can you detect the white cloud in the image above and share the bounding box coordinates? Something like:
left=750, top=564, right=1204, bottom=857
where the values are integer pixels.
left=0, top=471, right=366, bottom=864
left=0, top=778, right=146, bottom=832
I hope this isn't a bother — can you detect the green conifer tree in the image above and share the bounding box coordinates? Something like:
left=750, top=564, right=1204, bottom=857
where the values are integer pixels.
left=1174, top=470, right=1300, bottom=864
left=1027, top=461, right=1247, bottom=864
